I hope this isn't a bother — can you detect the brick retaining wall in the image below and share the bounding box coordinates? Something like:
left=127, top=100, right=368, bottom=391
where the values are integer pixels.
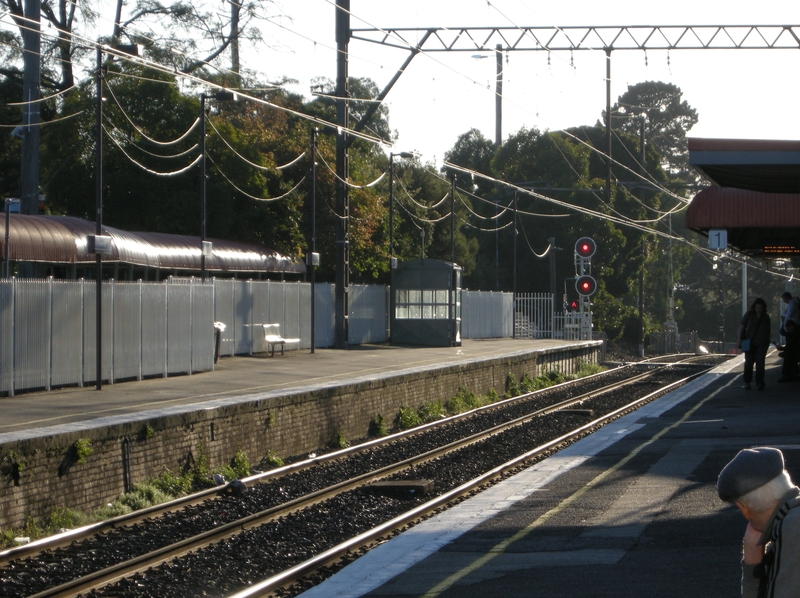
left=0, top=342, right=600, bottom=530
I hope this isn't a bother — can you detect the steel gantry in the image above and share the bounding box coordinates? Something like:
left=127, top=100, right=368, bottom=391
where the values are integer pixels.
left=350, top=25, right=800, bottom=52
left=332, top=3, right=800, bottom=346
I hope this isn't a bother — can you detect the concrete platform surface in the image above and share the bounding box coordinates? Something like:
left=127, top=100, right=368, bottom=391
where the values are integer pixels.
left=300, top=351, right=800, bottom=598
left=0, top=338, right=591, bottom=435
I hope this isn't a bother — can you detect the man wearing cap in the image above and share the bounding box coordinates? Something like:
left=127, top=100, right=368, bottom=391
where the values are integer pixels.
left=718, top=447, right=800, bottom=597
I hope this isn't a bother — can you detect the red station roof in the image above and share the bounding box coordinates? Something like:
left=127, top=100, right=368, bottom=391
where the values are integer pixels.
left=686, top=138, right=800, bottom=257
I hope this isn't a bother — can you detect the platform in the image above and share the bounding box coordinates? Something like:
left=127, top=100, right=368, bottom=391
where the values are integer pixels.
left=0, top=338, right=593, bottom=436
left=0, top=337, right=601, bottom=531
left=300, top=350, right=800, bottom=598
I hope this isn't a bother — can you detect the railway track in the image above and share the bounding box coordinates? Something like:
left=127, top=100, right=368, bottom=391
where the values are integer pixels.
left=0, top=355, right=729, bottom=598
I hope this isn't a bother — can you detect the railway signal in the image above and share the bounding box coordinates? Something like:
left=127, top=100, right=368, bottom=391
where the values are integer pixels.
left=576, top=275, right=597, bottom=297
left=575, top=237, right=596, bottom=259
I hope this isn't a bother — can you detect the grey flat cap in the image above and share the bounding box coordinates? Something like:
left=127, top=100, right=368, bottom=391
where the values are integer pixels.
left=718, top=447, right=785, bottom=502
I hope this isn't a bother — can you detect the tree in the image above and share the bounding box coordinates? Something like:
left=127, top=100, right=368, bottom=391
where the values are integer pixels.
left=608, top=81, right=699, bottom=182
left=443, top=129, right=496, bottom=196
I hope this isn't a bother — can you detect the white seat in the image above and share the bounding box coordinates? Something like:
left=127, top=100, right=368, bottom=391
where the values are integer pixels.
left=262, top=324, right=300, bottom=356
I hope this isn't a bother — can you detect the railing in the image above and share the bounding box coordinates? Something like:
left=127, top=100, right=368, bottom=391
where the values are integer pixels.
left=515, top=293, right=556, bottom=338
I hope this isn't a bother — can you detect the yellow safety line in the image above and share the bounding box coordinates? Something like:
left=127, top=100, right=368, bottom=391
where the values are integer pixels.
left=420, top=374, right=737, bottom=598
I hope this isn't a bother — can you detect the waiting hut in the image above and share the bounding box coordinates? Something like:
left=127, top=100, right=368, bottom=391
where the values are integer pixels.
left=390, top=258, right=462, bottom=347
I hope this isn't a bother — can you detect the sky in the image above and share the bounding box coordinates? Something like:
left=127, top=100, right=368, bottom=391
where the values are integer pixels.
left=242, top=0, right=800, bottom=165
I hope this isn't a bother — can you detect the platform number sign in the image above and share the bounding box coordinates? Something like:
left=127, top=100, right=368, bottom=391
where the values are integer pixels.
left=708, top=229, right=727, bottom=250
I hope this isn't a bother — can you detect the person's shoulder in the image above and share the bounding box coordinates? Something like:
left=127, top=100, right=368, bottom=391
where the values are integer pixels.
left=782, top=502, right=800, bottom=532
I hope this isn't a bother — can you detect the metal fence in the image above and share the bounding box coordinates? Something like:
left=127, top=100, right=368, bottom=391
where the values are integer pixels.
left=0, top=278, right=214, bottom=396
left=515, top=293, right=557, bottom=338
left=461, top=291, right=514, bottom=339
left=1, top=279, right=551, bottom=395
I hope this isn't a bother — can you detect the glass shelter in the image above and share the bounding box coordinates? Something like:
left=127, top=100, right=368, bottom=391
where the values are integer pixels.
left=391, top=259, right=462, bottom=347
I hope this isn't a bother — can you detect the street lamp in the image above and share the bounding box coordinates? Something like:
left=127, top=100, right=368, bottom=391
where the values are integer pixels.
left=388, top=151, right=413, bottom=343
left=4, top=198, right=20, bottom=277
left=92, top=42, right=138, bottom=391
left=200, top=90, right=235, bottom=282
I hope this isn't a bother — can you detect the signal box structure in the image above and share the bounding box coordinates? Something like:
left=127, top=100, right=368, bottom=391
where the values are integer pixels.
left=391, top=259, right=462, bottom=347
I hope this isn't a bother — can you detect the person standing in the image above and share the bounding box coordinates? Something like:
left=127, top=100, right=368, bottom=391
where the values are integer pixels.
left=780, top=292, right=800, bottom=336
left=737, top=298, right=771, bottom=390
left=717, top=447, right=800, bottom=598
left=776, top=319, right=800, bottom=382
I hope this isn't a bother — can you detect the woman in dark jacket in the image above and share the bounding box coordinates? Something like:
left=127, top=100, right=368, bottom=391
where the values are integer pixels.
left=737, top=297, right=771, bottom=390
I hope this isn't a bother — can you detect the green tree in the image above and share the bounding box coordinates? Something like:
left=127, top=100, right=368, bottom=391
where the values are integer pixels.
left=443, top=128, right=496, bottom=196
left=608, top=81, right=699, bottom=182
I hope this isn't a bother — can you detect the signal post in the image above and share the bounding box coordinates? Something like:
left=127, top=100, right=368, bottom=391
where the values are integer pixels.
left=572, top=237, right=597, bottom=340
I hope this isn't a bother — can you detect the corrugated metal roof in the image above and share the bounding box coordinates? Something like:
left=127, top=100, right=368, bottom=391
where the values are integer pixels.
left=688, top=137, right=800, bottom=193
left=685, top=187, right=800, bottom=229
left=1, top=215, right=305, bottom=274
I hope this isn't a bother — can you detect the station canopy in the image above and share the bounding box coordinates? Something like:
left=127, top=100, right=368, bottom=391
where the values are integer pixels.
left=685, top=138, right=800, bottom=259
left=1, top=214, right=305, bottom=274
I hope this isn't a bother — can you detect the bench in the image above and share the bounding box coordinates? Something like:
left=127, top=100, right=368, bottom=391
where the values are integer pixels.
left=262, top=323, right=300, bottom=357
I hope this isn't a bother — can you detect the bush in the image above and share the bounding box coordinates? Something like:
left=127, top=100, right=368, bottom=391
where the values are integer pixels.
left=504, top=373, right=519, bottom=398
left=49, top=507, right=88, bottom=530
left=151, top=469, right=194, bottom=496
left=369, top=413, right=388, bottom=437
left=397, top=405, right=422, bottom=429
left=519, top=372, right=536, bottom=393
left=265, top=450, right=284, bottom=468
left=576, top=359, right=605, bottom=377
left=333, top=430, right=350, bottom=448
left=446, top=386, right=484, bottom=414
left=418, top=400, right=446, bottom=423
left=73, top=438, right=92, bottom=464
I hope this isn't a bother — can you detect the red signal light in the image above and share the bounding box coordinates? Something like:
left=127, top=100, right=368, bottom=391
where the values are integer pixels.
left=575, top=237, right=596, bottom=259
left=575, top=275, right=597, bottom=297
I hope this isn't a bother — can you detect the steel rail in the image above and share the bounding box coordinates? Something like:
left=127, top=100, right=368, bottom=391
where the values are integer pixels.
left=0, top=361, right=626, bottom=565
left=24, top=361, right=702, bottom=597
left=229, top=368, right=709, bottom=597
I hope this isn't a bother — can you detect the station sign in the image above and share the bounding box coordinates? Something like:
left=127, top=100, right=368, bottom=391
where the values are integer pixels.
left=708, top=229, right=727, bottom=250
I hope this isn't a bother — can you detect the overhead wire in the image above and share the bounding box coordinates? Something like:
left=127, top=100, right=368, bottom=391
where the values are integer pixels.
left=5, top=83, right=77, bottom=105
left=330, top=2, right=692, bottom=205
left=517, top=218, right=552, bottom=258
left=317, top=151, right=387, bottom=188
left=394, top=178, right=450, bottom=211
left=444, top=159, right=683, bottom=242
left=0, top=12, right=393, bottom=149
left=2, top=5, right=796, bottom=285
left=456, top=212, right=514, bottom=233
left=206, top=117, right=307, bottom=171
left=206, top=154, right=307, bottom=202
left=455, top=192, right=511, bottom=222
left=104, top=115, right=199, bottom=158
left=104, top=81, right=201, bottom=146
left=0, top=108, right=85, bottom=127
left=102, top=123, right=201, bottom=175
